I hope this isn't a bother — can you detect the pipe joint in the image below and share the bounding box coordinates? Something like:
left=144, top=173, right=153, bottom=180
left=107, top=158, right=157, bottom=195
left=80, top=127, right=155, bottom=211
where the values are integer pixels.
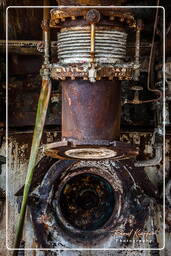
left=135, top=145, right=162, bottom=167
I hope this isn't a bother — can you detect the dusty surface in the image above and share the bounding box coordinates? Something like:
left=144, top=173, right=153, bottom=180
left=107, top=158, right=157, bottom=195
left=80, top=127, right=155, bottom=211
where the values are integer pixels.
left=0, top=131, right=170, bottom=255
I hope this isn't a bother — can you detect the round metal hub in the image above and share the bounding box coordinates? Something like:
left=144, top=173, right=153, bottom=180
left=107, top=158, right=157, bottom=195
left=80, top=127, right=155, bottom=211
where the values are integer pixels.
left=58, top=173, right=115, bottom=231
left=65, top=148, right=117, bottom=159
left=27, top=158, right=152, bottom=248
left=44, top=140, right=138, bottom=160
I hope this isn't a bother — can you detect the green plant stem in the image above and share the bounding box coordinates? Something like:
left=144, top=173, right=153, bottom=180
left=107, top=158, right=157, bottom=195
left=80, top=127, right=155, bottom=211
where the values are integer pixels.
left=13, top=79, right=51, bottom=255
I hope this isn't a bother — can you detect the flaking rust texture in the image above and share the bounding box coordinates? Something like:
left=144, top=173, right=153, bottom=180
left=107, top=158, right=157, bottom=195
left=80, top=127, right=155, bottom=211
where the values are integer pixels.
left=0, top=131, right=170, bottom=255
left=62, top=80, right=121, bottom=141
left=0, top=131, right=60, bottom=255
left=0, top=1, right=170, bottom=255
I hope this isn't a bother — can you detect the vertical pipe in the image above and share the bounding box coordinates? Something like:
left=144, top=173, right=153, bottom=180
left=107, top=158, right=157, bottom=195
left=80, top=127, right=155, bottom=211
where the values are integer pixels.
left=90, top=23, right=95, bottom=63
left=134, top=19, right=142, bottom=81
left=44, top=30, right=50, bottom=65
left=42, top=0, right=50, bottom=66
left=89, top=23, right=96, bottom=82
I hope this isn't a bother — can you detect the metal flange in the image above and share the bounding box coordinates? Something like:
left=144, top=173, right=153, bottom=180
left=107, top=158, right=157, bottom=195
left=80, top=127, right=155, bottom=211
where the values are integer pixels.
left=50, top=64, right=134, bottom=81
left=43, top=139, right=138, bottom=160
left=50, top=7, right=136, bottom=28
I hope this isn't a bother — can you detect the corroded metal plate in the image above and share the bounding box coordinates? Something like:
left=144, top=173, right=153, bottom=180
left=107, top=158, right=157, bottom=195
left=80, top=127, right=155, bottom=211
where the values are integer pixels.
left=43, top=140, right=138, bottom=160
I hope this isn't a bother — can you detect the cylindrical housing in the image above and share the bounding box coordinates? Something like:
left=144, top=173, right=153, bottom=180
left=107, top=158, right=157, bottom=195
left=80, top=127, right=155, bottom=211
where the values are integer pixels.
left=58, top=28, right=127, bottom=64
left=62, top=80, right=121, bottom=141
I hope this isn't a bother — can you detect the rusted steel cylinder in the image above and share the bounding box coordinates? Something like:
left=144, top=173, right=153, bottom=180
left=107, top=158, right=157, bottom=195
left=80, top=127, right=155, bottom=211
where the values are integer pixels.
left=62, top=79, right=121, bottom=142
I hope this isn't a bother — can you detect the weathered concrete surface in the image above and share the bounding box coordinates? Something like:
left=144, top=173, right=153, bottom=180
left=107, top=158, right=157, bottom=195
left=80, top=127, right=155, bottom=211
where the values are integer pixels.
left=0, top=131, right=170, bottom=256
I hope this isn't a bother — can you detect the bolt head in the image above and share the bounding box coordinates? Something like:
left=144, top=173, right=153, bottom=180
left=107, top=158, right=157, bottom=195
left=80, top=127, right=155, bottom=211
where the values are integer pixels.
left=86, top=9, right=101, bottom=24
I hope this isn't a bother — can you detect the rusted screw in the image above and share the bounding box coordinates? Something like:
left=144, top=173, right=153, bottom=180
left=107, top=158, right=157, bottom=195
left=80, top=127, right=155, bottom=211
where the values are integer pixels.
left=120, top=17, right=125, bottom=22
left=55, top=18, right=60, bottom=24
left=71, top=16, right=76, bottom=20
left=110, top=16, right=115, bottom=21
left=86, top=9, right=101, bottom=24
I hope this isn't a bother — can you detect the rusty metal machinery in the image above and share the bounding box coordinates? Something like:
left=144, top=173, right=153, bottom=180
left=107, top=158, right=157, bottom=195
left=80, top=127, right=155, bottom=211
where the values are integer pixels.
left=26, top=157, right=159, bottom=248
left=43, top=5, right=141, bottom=160
left=12, top=2, right=164, bottom=252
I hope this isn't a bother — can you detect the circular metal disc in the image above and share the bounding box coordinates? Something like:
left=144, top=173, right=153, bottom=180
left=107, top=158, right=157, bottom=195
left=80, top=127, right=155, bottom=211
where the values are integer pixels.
left=65, top=147, right=117, bottom=159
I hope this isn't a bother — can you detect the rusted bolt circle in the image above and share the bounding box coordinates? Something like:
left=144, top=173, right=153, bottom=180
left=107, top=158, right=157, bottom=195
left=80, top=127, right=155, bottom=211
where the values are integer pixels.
left=86, top=9, right=101, bottom=24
